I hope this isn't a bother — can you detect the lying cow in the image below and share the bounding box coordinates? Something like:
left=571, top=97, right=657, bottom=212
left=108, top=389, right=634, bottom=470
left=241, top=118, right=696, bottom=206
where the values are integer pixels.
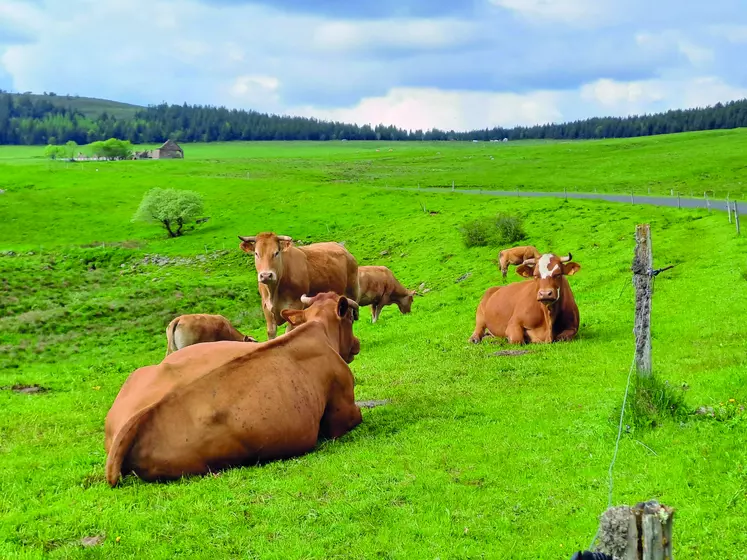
left=357, top=265, right=416, bottom=323
left=104, top=292, right=362, bottom=486
left=238, top=232, right=360, bottom=340
left=165, top=313, right=256, bottom=356
left=469, top=252, right=580, bottom=344
left=498, top=245, right=541, bottom=278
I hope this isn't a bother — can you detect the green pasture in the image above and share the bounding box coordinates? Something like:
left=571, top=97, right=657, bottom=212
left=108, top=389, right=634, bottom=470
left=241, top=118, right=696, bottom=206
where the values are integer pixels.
left=1, top=133, right=746, bottom=559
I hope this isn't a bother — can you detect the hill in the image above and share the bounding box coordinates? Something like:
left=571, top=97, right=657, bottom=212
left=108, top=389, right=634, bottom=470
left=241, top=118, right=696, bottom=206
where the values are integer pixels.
left=2, top=89, right=747, bottom=145
left=7, top=92, right=142, bottom=120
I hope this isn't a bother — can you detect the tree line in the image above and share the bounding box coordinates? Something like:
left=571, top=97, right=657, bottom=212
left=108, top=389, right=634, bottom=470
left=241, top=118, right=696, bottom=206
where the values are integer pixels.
left=2, top=90, right=747, bottom=146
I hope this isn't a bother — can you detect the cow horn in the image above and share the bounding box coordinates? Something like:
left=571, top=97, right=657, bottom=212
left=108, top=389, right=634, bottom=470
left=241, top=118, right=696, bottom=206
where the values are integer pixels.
left=277, top=235, right=293, bottom=242
left=560, top=252, right=572, bottom=263
left=300, top=294, right=314, bottom=305
left=346, top=298, right=360, bottom=320
left=238, top=235, right=256, bottom=242
left=346, top=298, right=359, bottom=310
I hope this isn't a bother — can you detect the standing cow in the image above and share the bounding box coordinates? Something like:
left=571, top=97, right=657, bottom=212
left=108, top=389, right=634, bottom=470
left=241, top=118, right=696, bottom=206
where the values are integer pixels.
left=165, top=313, right=256, bottom=357
left=469, top=253, right=580, bottom=345
left=357, top=265, right=416, bottom=323
left=104, top=292, right=362, bottom=486
left=238, top=232, right=360, bottom=340
left=498, top=245, right=542, bottom=278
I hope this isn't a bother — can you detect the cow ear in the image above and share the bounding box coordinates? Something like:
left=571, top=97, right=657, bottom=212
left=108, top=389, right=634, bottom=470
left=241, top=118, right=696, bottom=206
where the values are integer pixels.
left=516, top=264, right=534, bottom=278
left=280, top=240, right=294, bottom=251
left=563, top=262, right=581, bottom=276
left=239, top=239, right=255, bottom=253
left=281, top=309, right=306, bottom=326
left=337, top=296, right=349, bottom=318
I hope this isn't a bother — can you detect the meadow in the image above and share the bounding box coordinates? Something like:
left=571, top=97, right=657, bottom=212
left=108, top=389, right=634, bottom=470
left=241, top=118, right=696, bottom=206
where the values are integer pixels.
left=1, top=132, right=746, bottom=559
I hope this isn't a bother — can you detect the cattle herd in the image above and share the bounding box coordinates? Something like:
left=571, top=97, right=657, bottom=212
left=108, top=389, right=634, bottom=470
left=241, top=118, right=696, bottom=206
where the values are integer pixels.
left=104, top=233, right=581, bottom=486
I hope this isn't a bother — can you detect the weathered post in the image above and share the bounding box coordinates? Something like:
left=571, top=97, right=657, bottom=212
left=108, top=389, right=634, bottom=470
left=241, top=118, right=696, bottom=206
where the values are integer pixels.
left=591, top=500, right=675, bottom=560
left=564, top=186, right=568, bottom=201
left=735, top=201, right=741, bottom=235
left=705, top=192, right=710, bottom=212
left=727, top=194, right=732, bottom=223
left=631, top=191, right=634, bottom=205
left=632, top=224, right=653, bottom=377
left=452, top=180, right=455, bottom=192
left=676, top=192, right=681, bottom=209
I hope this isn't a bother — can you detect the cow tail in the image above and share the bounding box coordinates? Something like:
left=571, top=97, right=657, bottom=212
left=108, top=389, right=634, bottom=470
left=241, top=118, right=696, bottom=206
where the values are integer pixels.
left=165, top=317, right=180, bottom=356
left=105, top=405, right=155, bottom=487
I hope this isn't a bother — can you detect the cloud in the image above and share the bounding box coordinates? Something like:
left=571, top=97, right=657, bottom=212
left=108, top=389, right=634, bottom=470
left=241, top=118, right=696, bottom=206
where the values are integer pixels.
left=1, top=0, right=746, bottom=131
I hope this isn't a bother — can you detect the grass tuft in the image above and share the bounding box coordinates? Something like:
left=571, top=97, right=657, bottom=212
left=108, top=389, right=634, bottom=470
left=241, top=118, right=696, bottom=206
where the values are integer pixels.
left=627, top=375, right=690, bottom=429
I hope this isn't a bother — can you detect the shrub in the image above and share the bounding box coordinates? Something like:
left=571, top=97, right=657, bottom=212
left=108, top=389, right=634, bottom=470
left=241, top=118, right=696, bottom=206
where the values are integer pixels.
left=459, top=212, right=526, bottom=248
left=132, top=188, right=205, bottom=238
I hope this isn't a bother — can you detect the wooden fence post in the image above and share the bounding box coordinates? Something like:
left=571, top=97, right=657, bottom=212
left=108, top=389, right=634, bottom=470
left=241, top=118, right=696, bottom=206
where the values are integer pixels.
left=594, top=500, right=675, bottom=560
left=631, top=191, right=634, bottom=205
left=735, top=201, right=741, bottom=235
left=676, top=192, right=681, bottom=209
left=727, top=194, right=732, bottom=223
left=632, top=224, right=653, bottom=377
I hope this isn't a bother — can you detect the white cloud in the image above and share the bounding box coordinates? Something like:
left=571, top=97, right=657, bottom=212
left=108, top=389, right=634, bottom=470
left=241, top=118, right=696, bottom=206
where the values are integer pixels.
left=290, top=87, right=564, bottom=130
left=635, top=31, right=713, bottom=67
left=311, top=18, right=477, bottom=52
left=488, top=0, right=618, bottom=26
left=229, top=75, right=281, bottom=106
left=710, top=24, right=747, bottom=43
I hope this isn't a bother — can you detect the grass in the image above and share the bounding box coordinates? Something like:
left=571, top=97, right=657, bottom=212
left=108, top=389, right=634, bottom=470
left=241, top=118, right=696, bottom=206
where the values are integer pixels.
left=1, top=132, right=747, bottom=558
left=4, top=127, right=747, bottom=200
left=8, top=93, right=143, bottom=120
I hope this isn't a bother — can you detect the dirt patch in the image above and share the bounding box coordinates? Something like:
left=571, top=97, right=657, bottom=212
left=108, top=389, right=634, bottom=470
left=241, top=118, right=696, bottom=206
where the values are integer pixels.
left=491, top=350, right=532, bottom=357
left=1, top=384, right=49, bottom=394
left=80, top=535, right=105, bottom=547
left=356, top=399, right=390, bottom=409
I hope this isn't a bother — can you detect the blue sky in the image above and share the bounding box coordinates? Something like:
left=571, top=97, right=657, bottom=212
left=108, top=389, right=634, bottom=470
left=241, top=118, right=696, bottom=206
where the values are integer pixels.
left=1, top=0, right=746, bottom=131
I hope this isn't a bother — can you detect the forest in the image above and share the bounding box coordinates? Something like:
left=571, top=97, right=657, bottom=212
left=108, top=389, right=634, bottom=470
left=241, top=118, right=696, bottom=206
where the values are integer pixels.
left=2, top=90, right=747, bottom=145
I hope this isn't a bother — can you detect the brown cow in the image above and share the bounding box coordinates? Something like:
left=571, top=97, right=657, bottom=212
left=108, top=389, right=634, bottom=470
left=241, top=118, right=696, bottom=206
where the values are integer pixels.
left=104, top=292, right=362, bottom=487
left=498, top=245, right=542, bottom=278
left=238, top=233, right=360, bottom=340
left=469, top=253, right=580, bottom=344
left=357, top=265, right=416, bottom=323
left=165, top=313, right=256, bottom=357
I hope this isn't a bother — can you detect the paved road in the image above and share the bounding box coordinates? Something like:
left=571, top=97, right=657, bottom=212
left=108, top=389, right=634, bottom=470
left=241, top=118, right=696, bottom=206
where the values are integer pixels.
left=386, top=186, right=735, bottom=213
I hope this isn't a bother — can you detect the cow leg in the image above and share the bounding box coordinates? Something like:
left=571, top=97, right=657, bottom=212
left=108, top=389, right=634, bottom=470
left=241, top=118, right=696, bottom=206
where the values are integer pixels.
left=371, top=300, right=381, bottom=323
left=505, top=322, right=526, bottom=344
left=263, top=308, right=277, bottom=340
left=320, top=400, right=362, bottom=440
left=554, top=328, right=577, bottom=342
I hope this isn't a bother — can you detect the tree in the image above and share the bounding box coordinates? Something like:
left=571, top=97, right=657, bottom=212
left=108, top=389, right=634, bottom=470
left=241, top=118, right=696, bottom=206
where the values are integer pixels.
left=65, top=140, right=78, bottom=159
left=43, top=144, right=66, bottom=160
left=132, top=188, right=205, bottom=238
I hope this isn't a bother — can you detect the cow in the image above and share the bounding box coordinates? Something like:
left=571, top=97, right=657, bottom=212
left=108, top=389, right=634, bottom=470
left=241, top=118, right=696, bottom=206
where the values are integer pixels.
left=497, top=245, right=542, bottom=278
left=469, top=253, right=580, bottom=345
left=357, top=265, right=416, bottom=323
left=104, top=292, right=362, bottom=487
left=165, top=313, right=256, bottom=357
left=238, top=232, right=360, bottom=340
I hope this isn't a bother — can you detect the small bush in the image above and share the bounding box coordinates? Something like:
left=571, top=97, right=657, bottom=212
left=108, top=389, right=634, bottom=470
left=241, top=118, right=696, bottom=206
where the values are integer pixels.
left=132, top=188, right=205, bottom=238
left=459, top=212, right=526, bottom=248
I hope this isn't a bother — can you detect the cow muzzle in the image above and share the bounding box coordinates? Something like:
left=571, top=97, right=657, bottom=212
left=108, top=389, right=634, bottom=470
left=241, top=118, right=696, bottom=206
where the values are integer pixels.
left=537, top=289, right=558, bottom=304
left=258, top=271, right=276, bottom=284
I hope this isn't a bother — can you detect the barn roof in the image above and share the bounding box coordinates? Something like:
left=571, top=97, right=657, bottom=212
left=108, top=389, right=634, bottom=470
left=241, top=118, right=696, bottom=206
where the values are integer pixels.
left=159, top=139, right=183, bottom=152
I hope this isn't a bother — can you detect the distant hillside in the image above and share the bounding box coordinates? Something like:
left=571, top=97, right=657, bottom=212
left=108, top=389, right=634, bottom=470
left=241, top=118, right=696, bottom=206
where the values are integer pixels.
left=8, top=92, right=142, bottom=120
left=2, top=89, right=747, bottom=145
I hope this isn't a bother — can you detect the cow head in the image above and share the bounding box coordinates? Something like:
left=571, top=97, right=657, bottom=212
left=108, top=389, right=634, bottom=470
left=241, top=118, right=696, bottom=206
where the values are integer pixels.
left=395, top=289, right=417, bottom=314
left=515, top=253, right=580, bottom=305
left=280, top=292, right=361, bottom=363
left=238, top=232, right=294, bottom=286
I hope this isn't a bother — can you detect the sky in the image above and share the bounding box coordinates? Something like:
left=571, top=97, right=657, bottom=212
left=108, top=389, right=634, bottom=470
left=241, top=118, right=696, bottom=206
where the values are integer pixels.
left=1, top=0, right=746, bottom=131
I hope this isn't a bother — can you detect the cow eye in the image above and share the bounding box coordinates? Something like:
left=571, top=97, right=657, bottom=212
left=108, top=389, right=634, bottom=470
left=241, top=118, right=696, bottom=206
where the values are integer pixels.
left=273, top=251, right=279, bottom=257
left=254, top=252, right=259, bottom=258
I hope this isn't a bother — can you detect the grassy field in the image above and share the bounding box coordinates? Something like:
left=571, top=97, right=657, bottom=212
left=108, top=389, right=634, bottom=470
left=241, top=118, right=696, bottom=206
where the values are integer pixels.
left=9, top=93, right=143, bottom=120
left=1, top=134, right=746, bottom=558
left=5, top=127, right=747, bottom=201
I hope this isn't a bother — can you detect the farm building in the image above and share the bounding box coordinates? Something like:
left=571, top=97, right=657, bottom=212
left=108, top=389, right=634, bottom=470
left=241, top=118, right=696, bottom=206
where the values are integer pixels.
left=151, top=139, right=184, bottom=159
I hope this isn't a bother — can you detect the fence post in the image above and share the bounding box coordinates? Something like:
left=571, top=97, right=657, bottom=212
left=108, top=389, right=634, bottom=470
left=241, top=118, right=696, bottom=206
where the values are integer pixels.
left=452, top=180, right=454, bottom=192
left=676, top=192, right=681, bottom=209
left=632, top=224, right=653, bottom=378
left=631, top=191, right=634, bottom=205
left=592, top=500, right=675, bottom=560
left=727, top=194, right=732, bottom=223
left=705, top=192, right=710, bottom=212
left=564, top=186, right=568, bottom=201
left=735, top=201, right=741, bottom=235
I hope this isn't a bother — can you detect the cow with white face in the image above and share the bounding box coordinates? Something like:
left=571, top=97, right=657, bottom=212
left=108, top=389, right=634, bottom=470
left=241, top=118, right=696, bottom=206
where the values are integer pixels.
left=469, top=253, right=581, bottom=345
